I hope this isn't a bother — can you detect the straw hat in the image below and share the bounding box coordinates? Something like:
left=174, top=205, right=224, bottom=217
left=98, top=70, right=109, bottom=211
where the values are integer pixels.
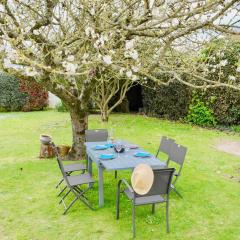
left=131, top=163, right=154, bottom=195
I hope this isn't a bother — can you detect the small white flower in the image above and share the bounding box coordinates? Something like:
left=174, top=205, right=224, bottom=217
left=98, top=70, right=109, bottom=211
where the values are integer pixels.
left=67, top=55, right=75, bottom=61
left=131, top=66, right=139, bottom=72
left=82, top=53, right=89, bottom=60
left=90, top=8, right=95, bottom=16
left=125, top=39, right=135, bottom=50
left=129, top=49, right=139, bottom=60
left=62, top=61, right=78, bottom=74
left=25, top=67, right=38, bottom=77
left=126, top=70, right=132, bottom=78
left=119, top=68, right=125, bottom=75
left=219, top=59, right=228, bottom=66
left=33, top=30, right=40, bottom=35
left=85, top=26, right=95, bottom=37
left=236, top=67, right=240, bottom=73
left=228, top=75, right=236, bottom=81
left=132, top=75, right=138, bottom=81
left=102, top=55, right=112, bottom=65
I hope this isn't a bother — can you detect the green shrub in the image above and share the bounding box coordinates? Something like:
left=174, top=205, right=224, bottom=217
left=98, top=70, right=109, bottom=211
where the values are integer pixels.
left=55, top=102, right=68, bottom=112
left=187, top=94, right=216, bottom=127
left=0, top=72, right=27, bottom=111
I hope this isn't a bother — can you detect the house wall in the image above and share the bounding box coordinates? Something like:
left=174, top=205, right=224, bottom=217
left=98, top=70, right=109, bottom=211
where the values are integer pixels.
left=48, top=92, right=61, bottom=108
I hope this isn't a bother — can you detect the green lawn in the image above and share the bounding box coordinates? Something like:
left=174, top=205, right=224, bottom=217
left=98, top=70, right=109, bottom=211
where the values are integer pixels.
left=0, top=111, right=239, bottom=240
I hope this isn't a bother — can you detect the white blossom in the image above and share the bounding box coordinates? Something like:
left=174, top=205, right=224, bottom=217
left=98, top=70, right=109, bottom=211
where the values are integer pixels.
left=132, top=75, right=138, bottom=81
left=129, top=49, right=139, bottom=60
left=236, top=67, right=240, bottom=73
left=102, top=55, right=112, bottom=65
left=131, top=66, right=139, bottom=72
left=126, top=70, right=133, bottom=78
left=25, top=67, right=38, bottom=77
left=33, top=30, right=40, bottom=35
left=85, top=26, right=95, bottom=37
left=125, top=39, right=135, bottom=50
left=67, top=55, right=75, bottom=61
left=90, top=8, right=95, bottom=16
left=219, top=59, right=228, bottom=66
left=228, top=75, right=236, bottom=81
left=62, top=61, right=78, bottom=74
left=119, top=68, right=125, bottom=75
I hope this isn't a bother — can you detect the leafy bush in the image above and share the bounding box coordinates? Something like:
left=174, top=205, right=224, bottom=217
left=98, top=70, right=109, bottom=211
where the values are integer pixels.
left=20, top=79, right=48, bottom=111
left=0, top=72, right=48, bottom=112
left=187, top=94, right=216, bottom=127
left=55, top=102, right=68, bottom=112
left=142, top=81, right=191, bottom=120
left=0, top=73, right=27, bottom=111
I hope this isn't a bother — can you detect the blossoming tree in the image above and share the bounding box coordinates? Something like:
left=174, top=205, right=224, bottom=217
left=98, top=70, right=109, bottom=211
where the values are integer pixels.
left=0, top=0, right=239, bottom=159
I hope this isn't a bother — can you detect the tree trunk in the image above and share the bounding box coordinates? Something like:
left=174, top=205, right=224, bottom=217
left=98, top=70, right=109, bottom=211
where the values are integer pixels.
left=68, top=110, right=88, bottom=160
left=101, top=109, right=109, bottom=122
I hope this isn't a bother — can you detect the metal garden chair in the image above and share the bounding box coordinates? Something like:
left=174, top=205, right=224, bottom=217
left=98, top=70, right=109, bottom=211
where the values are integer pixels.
left=168, top=143, right=187, bottom=198
left=85, top=129, right=118, bottom=179
left=156, top=136, right=175, bottom=162
left=55, top=147, right=86, bottom=195
left=52, top=142, right=95, bottom=214
left=116, top=168, right=175, bottom=238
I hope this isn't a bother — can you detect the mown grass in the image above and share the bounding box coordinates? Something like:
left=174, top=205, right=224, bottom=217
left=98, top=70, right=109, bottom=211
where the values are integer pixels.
left=0, top=111, right=239, bottom=240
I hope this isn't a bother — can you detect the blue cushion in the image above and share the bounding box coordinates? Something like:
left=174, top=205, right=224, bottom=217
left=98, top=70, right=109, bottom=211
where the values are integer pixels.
left=93, top=145, right=108, bottom=150
left=99, top=154, right=116, bottom=160
left=134, top=151, right=151, bottom=157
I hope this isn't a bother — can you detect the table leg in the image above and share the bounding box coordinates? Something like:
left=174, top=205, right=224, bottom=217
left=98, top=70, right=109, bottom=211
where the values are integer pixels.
left=88, top=156, right=93, bottom=188
left=98, top=164, right=104, bottom=207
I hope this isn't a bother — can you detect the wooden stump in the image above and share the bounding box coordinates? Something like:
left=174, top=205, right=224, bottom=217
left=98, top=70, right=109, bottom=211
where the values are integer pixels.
left=39, top=143, right=55, bottom=158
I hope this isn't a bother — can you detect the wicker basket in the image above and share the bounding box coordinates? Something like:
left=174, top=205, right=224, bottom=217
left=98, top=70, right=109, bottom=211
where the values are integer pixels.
left=57, top=145, right=71, bottom=158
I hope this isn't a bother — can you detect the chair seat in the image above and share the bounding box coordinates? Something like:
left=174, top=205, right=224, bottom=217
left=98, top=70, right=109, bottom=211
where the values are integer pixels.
left=124, top=188, right=166, bottom=205
left=67, top=173, right=95, bottom=186
left=63, top=163, right=86, bottom=173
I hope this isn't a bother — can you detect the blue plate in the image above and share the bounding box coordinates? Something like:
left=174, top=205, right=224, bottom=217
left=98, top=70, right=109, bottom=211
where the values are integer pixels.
left=134, top=152, right=151, bottom=157
left=105, top=143, right=114, bottom=148
left=94, top=145, right=109, bottom=150
left=99, top=154, right=116, bottom=160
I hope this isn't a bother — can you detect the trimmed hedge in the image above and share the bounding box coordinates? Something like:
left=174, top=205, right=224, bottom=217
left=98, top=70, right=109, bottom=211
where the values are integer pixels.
left=0, top=73, right=27, bottom=111
left=142, top=81, right=191, bottom=120
left=0, top=72, right=48, bottom=112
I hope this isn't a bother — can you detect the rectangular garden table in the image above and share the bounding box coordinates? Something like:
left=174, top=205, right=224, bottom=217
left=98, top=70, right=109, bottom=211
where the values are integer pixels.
left=85, top=141, right=166, bottom=207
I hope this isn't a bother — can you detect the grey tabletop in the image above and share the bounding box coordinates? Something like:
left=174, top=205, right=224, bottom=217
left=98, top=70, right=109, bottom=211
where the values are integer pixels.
left=85, top=141, right=166, bottom=170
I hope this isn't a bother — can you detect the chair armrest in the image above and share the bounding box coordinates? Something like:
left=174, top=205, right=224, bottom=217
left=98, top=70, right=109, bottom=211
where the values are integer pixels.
left=118, top=179, right=134, bottom=193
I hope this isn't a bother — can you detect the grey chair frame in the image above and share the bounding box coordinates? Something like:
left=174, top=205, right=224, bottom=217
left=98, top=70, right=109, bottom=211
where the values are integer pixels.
left=156, top=136, right=175, bottom=160
left=116, top=168, right=175, bottom=238
left=168, top=143, right=187, bottom=198
left=52, top=143, right=95, bottom=214
left=55, top=159, right=86, bottom=195
left=85, top=129, right=118, bottom=178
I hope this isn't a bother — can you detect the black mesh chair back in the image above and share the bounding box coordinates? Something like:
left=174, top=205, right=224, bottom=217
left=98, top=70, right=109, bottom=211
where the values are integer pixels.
left=138, top=168, right=175, bottom=197
left=85, top=129, right=108, bottom=142
left=169, top=143, right=187, bottom=166
left=156, top=136, right=175, bottom=157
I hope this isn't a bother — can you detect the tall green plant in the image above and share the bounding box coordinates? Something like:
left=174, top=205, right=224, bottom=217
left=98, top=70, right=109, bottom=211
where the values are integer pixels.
left=187, top=94, right=216, bottom=127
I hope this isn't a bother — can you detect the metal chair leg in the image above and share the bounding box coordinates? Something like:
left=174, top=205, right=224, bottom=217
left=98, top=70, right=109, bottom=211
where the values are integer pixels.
left=116, top=185, right=120, bottom=219
left=172, top=186, right=183, bottom=198
left=152, top=203, right=155, bottom=214
left=56, top=178, right=64, bottom=188
left=166, top=201, right=169, bottom=233
left=115, top=170, right=117, bottom=179
left=63, top=197, right=78, bottom=215
left=59, top=189, right=71, bottom=204
left=132, top=203, right=136, bottom=238
left=57, top=186, right=67, bottom=196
